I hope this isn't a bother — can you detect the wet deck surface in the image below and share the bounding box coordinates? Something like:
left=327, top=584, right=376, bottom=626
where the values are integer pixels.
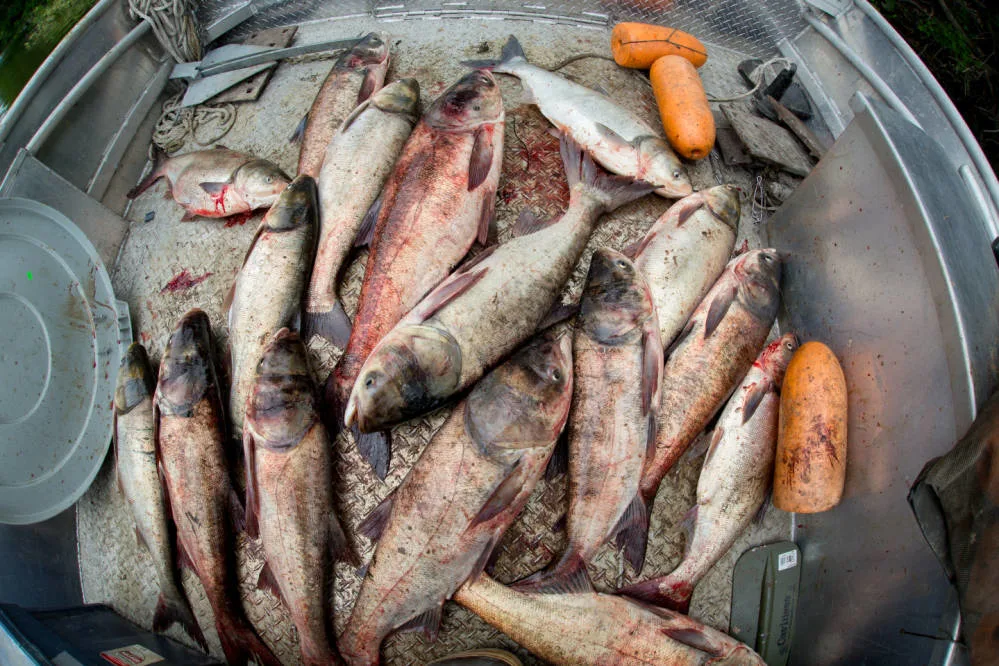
left=79, top=16, right=795, bottom=665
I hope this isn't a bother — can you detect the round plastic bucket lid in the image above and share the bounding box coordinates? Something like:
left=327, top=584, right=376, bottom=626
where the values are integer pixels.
left=0, top=197, right=121, bottom=524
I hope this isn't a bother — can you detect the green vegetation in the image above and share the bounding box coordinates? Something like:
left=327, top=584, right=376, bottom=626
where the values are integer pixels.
left=872, top=0, right=998, bottom=165
left=0, top=0, right=96, bottom=52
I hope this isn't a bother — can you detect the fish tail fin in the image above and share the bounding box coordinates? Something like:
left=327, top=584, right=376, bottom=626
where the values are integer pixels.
left=617, top=575, right=693, bottom=613
left=560, top=134, right=655, bottom=214
left=152, top=584, right=208, bottom=652
left=352, top=425, right=391, bottom=480
left=216, top=615, right=282, bottom=666
left=513, top=550, right=593, bottom=595
left=127, top=146, right=168, bottom=199
left=461, top=35, right=527, bottom=73
left=614, top=494, right=651, bottom=573
left=304, top=300, right=353, bottom=349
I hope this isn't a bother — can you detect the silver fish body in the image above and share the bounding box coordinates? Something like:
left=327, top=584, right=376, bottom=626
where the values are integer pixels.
left=632, top=185, right=740, bottom=348
left=227, top=176, right=318, bottom=433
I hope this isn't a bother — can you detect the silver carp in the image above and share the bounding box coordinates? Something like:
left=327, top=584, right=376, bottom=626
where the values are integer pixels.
left=226, top=176, right=318, bottom=433
left=304, top=78, right=421, bottom=348
left=344, top=136, right=651, bottom=434
left=114, top=343, right=206, bottom=650
left=620, top=333, right=797, bottom=612
left=632, top=185, right=740, bottom=348
left=339, top=333, right=573, bottom=666
left=466, top=36, right=691, bottom=198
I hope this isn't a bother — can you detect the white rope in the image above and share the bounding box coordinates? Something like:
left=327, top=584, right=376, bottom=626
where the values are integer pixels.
left=706, top=57, right=795, bottom=103
left=127, top=0, right=202, bottom=63
left=153, top=93, right=236, bottom=153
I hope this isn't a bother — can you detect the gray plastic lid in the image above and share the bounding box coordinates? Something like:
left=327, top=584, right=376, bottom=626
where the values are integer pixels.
left=0, top=197, right=122, bottom=524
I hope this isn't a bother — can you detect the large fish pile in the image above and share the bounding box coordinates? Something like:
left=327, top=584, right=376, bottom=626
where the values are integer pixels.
left=115, top=32, right=798, bottom=666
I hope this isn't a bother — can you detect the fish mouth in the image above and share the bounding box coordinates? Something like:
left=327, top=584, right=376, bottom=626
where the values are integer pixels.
left=343, top=394, right=358, bottom=429
left=655, top=181, right=694, bottom=198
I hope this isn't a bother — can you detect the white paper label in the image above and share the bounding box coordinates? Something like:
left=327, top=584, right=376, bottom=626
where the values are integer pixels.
left=778, top=549, right=798, bottom=571
left=100, top=645, right=163, bottom=666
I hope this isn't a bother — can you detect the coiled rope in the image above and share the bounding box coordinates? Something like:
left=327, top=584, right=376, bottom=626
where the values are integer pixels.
left=127, top=0, right=202, bottom=63
left=152, top=93, right=236, bottom=153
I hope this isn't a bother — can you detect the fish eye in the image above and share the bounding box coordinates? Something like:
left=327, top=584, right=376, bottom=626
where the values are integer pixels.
left=473, top=105, right=481, bottom=111
left=762, top=254, right=774, bottom=263
left=364, top=376, right=375, bottom=388
left=265, top=176, right=273, bottom=183
left=615, top=260, right=627, bottom=269
left=550, top=367, right=561, bottom=382
left=672, top=170, right=681, bottom=179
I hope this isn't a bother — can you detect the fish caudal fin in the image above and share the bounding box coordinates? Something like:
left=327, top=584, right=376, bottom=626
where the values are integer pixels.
left=559, top=135, right=654, bottom=213
left=216, top=615, right=282, bottom=666
left=304, top=301, right=353, bottom=349
left=614, top=494, right=651, bottom=573
left=513, top=551, right=593, bottom=595
left=461, top=35, right=528, bottom=73
left=126, top=147, right=168, bottom=199
left=152, top=586, right=208, bottom=652
left=352, top=425, right=391, bottom=480
left=618, top=575, right=694, bottom=614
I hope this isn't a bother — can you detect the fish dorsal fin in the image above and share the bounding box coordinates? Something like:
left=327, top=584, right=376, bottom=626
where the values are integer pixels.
left=289, top=113, right=308, bottom=143
left=397, top=604, right=443, bottom=642
left=741, top=379, right=774, bottom=424
left=409, top=267, right=488, bottom=324
left=470, top=459, right=525, bottom=528
left=358, top=493, right=395, bottom=542
left=243, top=430, right=260, bottom=539
left=642, top=325, right=664, bottom=415
left=704, top=285, right=737, bottom=338
left=468, top=125, right=494, bottom=191
left=478, top=191, right=496, bottom=245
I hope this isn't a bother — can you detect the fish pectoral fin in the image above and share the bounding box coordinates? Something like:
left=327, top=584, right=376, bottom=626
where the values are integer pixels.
left=396, top=604, right=443, bottom=642
left=478, top=190, right=496, bottom=245
left=593, top=122, right=633, bottom=151
left=304, top=302, right=353, bottom=349
left=544, top=429, right=569, bottom=481
left=468, top=125, right=495, bottom=191
left=358, top=492, right=395, bottom=542
left=358, top=67, right=379, bottom=105
left=469, top=460, right=526, bottom=528
left=175, top=535, right=198, bottom=576
left=678, top=504, right=699, bottom=556
left=510, top=209, right=555, bottom=237
left=741, top=379, right=774, bottom=424
left=199, top=181, right=228, bottom=194
left=537, top=300, right=579, bottom=332
left=329, top=514, right=358, bottom=566
left=642, top=326, right=664, bottom=415
left=622, top=229, right=656, bottom=259
left=753, top=489, right=773, bottom=525
left=340, top=98, right=371, bottom=134
left=664, top=317, right=695, bottom=359
left=229, top=486, right=246, bottom=534
left=410, top=267, right=488, bottom=323
left=467, top=536, right=498, bottom=585
left=353, top=427, right=392, bottom=480
left=180, top=210, right=198, bottom=222
left=702, top=427, right=724, bottom=467
left=256, top=561, right=286, bottom=605
left=354, top=194, right=383, bottom=248
left=704, top=285, right=737, bottom=338
left=243, top=430, right=260, bottom=539
left=614, top=495, right=651, bottom=573
left=289, top=113, right=308, bottom=143
left=456, top=244, right=498, bottom=275
left=685, top=429, right=714, bottom=463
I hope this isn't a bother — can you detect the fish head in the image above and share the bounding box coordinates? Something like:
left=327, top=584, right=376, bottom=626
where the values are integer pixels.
left=262, top=175, right=317, bottom=232
left=246, top=328, right=316, bottom=450
left=346, top=325, right=463, bottom=431
left=702, top=184, right=741, bottom=233
left=370, top=78, right=421, bottom=120
left=156, top=309, right=216, bottom=415
left=734, top=248, right=782, bottom=324
left=233, top=160, right=291, bottom=209
left=114, top=343, right=155, bottom=413
left=427, top=70, right=504, bottom=131
left=580, top=248, right=652, bottom=342
left=341, top=32, right=390, bottom=70
left=465, top=331, right=573, bottom=453
left=759, top=332, right=799, bottom=388
left=640, top=137, right=692, bottom=198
